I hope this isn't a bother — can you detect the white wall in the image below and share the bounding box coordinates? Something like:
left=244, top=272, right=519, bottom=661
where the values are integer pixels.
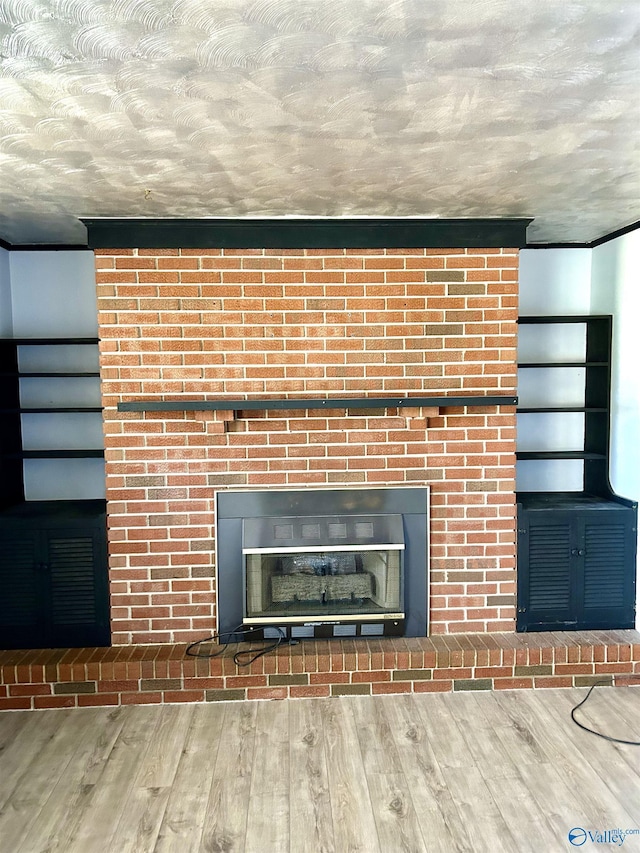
left=0, top=247, right=12, bottom=337
left=517, top=249, right=592, bottom=492
left=8, top=250, right=105, bottom=501
left=591, top=231, right=640, bottom=629
left=518, top=248, right=592, bottom=315
left=591, top=232, right=640, bottom=506
left=10, top=251, right=98, bottom=337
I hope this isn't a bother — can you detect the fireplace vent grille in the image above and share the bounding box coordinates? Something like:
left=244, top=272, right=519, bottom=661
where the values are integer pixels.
left=242, top=514, right=404, bottom=554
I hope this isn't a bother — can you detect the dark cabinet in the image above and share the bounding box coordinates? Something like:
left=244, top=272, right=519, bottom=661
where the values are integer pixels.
left=517, top=495, right=636, bottom=631
left=516, top=315, right=637, bottom=632
left=0, top=503, right=109, bottom=649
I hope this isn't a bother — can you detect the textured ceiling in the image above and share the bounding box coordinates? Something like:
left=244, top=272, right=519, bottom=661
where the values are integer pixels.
left=0, top=0, right=638, bottom=246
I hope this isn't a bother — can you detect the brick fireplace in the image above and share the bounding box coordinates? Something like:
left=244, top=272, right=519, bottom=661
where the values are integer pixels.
left=95, top=236, right=519, bottom=647
left=3, top=220, right=639, bottom=712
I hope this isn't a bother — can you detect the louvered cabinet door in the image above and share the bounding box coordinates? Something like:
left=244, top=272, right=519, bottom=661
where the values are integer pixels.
left=0, top=515, right=109, bottom=649
left=518, top=505, right=637, bottom=632
left=517, top=515, right=576, bottom=631
left=0, top=530, right=43, bottom=648
left=45, top=527, right=110, bottom=647
left=579, top=515, right=636, bottom=629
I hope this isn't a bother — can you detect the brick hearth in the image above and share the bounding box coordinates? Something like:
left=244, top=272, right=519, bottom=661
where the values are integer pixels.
left=1, top=631, right=638, bottom=710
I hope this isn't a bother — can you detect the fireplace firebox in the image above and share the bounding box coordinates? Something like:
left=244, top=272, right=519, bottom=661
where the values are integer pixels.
left=216, top=487, right=429, bottom=639
left=243, top=513, right=405, bottom=627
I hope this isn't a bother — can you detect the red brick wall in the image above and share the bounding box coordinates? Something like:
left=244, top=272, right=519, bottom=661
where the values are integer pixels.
left=95, top=247, right=518, bottom=644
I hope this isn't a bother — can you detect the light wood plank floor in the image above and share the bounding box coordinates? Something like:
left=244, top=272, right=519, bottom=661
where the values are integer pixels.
left=0, top=688, right=638, bottom=853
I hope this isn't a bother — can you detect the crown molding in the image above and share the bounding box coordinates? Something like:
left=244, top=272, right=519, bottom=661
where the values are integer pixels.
left=81, top=217, right=532, bottom=249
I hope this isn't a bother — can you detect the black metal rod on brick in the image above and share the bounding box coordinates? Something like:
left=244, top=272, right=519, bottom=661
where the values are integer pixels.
left=118, top=395, right=518, bottom=413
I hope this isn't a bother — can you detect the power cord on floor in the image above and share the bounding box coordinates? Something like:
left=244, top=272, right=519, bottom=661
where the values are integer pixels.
left=570, top=675, right=640, bottom=746
left=185, top=624, right=285, bottom=667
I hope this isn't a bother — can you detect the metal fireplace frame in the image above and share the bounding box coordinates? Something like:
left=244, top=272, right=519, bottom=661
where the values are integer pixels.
left=215, top=486, right=429, bottom=639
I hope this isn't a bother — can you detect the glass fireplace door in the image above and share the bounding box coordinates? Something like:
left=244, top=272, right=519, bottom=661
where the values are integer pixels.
left=242, top=514, right=405, bottom=626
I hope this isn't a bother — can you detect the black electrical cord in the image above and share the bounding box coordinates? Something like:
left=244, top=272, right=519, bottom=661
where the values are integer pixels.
left=570, top=675, right=640, bottom=746
left=185, top=623, right=285, bottom=667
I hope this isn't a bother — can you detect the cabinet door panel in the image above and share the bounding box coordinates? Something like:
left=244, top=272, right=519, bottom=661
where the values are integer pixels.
left=49, top=534, right=98, bottom=625
left=517, top=516, right=575, bottom=630
left=581, top=517, right=636, bottom=627
left=583, top=523, right=627, bottom=609
left=0, top=532, right=42, bottom=646
left=46, top=528, right=110, bottom=647
left=528, top=523, right=572, bottom=612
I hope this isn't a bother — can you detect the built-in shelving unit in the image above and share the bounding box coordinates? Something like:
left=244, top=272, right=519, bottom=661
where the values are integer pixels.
left=1, top=337, right=102, bottom=470
left=0, top=337, right=109, bottom=649
left=516, top=315, right=613, bottom=492
left=516, top=315, right=637, bottom=633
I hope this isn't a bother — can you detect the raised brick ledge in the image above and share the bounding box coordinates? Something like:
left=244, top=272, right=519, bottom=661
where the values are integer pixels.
left=1, top=630, right=639, bottom=710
